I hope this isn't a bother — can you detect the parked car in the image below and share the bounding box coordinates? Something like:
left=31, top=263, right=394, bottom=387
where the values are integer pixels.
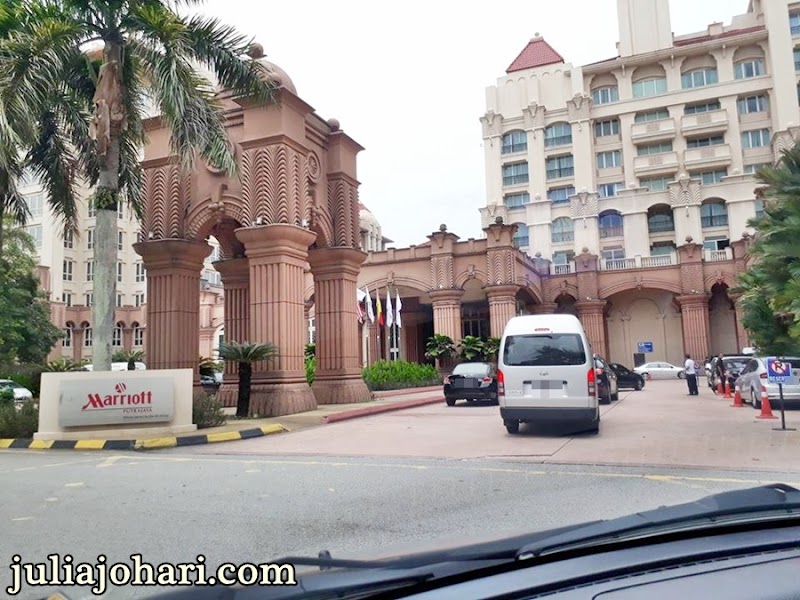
left=708, top=355, right=751, bottom=392
left=594, top=354, right=619, bottom=404
left=633, top=361, right=686, bottom=380
left=443, top=362, right=498, bottom=406
left=609, top=362, right=645, bottom=391
left=736, top=355, right=800, bottom=409
left=200, top=373, right=222, bottom=393
left=82, top=361, right=147, bottom=371
left=0, top=379, right=33, bottom=401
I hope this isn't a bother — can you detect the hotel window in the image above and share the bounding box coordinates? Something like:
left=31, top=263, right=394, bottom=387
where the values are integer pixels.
left=791, top=12, right=800, bottom=35
left=135, top=262, right=145, bottom=283
left=734, top=59, right=764, bottom=79
left=87, top=202, right=96, bottom=218
left=85, top=292, right=93, bottom=306
left=134, top=293, right=146, bottom=307
left=737, top=95, right=767, bottom=114
left=650, top=242, right=676, bottom=256
left=62, top=292, right=72, bottom=307
left=703, top=236, right=729, bottom=251
left=648, top=209, right=674, bottom=233
left=26, top=224, right=42, bottom=248
left=596, top=150, right=622, bottom=169
left=62, top=328, right=72, bottom=348
left=701, top=200, right=728, bottom=228
left=551, top=217, right=574, bottom=244
left=504, top=192, right=529, bottom=208
left=755, top=198, right=765, bottom=219
left=62, top=259, right=73, bottom=281
left=601, top=246, right=625, bottom=261
left=502, top=162, right=529, bottom=186
left=690, top=169, right=727, bottom=185
left=512, top=224, right=529, bottom=248
left=84, top=327, right=93, bottom=347
left=634, top=109, right=669, bottom=123
left=26, top=192, right=43, bottom=218
left=118, top=230, right=124, bottom=251
left=594, top=119, right=619, bottom=137
left=681, top=68, right=718, bottom=89
left=598, top=182, right=623, bottom=198
left=116, top=293, right=124, bottom=308
left=86, top=260, right=94, bottom=282
left=544, top=122, right=572, bottom=148
left=741, top=128, right=771, bottom=148
left=501, top=130, right=527, bottom=154
left=687, top=135, right=724, bottom=148
left=744, top=163, right=770, bottom=174
left=637, top=141, right=673, bottom=156
left=592, top=86, right=619, bottom=105
left=86, top=229, right=94, bottom=249
left=117, top=262, right=123, bottom=283
left=117, top=204, right=124, bottom=219
left=548, top=186, right=575, bottom=204
left=545, top=155, right=574, bottom=180
left=112, top=326, right=122, bottom=347
left=63, top=230, right=73, bottom=249
left=552, top=250, right=575, bottom=265
left=685, top=100, right=721, bottom=114
left=599, top=212, right=624, bottom=238
left=640, top=176, right=671, bottom=191
left=133, top=326, right=144, bottom=347
left=632, top=77, right=666, bottom=98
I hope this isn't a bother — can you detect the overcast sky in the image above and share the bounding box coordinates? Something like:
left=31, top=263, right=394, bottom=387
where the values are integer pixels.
left=197, top=0, right=747, bottom=248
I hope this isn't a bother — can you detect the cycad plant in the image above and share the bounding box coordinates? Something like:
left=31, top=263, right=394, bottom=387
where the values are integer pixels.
left=217, top=341, right=278, bottom=417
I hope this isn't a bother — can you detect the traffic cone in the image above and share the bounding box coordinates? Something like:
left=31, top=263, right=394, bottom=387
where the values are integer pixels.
left=716, top=381, right=723, bottom=395
left=723, top=380, right=733, bottom=399
left=756, top=387, right=778, bottom=420
left=731, top=384, right=744, bottom=408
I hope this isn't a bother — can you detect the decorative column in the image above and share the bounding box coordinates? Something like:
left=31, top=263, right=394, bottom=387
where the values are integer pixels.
left=575, top=299, right=608, bottom=357
left=122, top=326, right=133, bottom=352
left=677, top=293, right=711, bottom=361
left=214, top=258, right=250, bottom=408
left=486, top=285, right=519, bottom=338
left=133, top=239, right=211, bottom=377
left=728, top=293, right=750, bottom=351
left=235, top=224, right=317, bottom=417
left=308, top=246, right=371, bottom=404
left=429, top=289, right=464, bottom=342
left=531, top=302, right=558, bottom=314
left=73, top=327, right=84, bottom=363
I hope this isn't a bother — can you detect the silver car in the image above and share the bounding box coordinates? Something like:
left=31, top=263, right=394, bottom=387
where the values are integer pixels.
left=633, top=362, right=686, bottom=380
left=736, top=356, right=800, bottom=409
left=0, top=379, right=34, bottom=402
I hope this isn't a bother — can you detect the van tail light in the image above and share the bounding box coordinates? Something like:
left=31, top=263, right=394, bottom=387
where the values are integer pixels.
left=760, top=372, right=768, bottom=379
left=497, top=370, right=505, bottom=397
left=588, top=367, right=596, bottom=397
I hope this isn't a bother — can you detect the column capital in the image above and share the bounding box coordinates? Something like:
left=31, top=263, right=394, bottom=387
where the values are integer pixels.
left=485, top=284, right=520, bottom=300
left=214, top=257, right=249, bottom=284
left=574, top=299, right=607, bottom=314
left=308, top=246, right=367, bottom=277
left=235, top=223, right=316, bottom=260
left=676, top=293, right=709, bottom=307
left=428, top=288, right=464, bottom=304
left=133, top=239, right=212, bottom=270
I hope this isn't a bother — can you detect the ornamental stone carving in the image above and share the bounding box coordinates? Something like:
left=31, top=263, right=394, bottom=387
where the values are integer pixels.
left=241, top=144, right=307, bottom=227
left=566, top=93, right=592, bottom=122
left=142, top=163, right=190, bottom=239
left=431, top=255, right=455, bottom=290
left=522, top=102, right=546, bottom=130
left=668, top=175, right=701, bottom=207
left=570, top=191, right=599, bottom=219
left=480, top=110, right=503, bottom=138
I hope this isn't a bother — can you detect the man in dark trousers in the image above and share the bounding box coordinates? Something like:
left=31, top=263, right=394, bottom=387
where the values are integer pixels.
left=684, top=353, right=699, bottom=396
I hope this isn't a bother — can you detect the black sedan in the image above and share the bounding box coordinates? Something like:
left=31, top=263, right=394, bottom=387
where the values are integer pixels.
left=609, top=362, right=645, bottom=391
left=443, top=362, right=498, bottom=406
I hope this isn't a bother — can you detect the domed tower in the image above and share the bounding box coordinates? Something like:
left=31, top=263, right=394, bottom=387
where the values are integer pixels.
left=358, top=203, right=393, bottom=252
left=245, top=43, right=298, bottom=95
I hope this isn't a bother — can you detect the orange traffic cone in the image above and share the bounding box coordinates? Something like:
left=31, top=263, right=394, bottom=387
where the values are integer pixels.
left=723, top=380, right=733, bottom=399
left=716, top=381, right=724, bottom=395
left=756, top=387, right=778, bottom=420
left=731, top=384, right=744, bottom=408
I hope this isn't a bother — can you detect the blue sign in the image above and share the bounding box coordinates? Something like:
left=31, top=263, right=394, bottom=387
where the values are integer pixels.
left=638, top=342, right=654, bottom=353
left=766, top=357, right=793, bottom=384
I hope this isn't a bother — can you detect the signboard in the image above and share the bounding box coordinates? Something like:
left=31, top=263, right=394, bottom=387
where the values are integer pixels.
left=637, top=342, right=654, bottom=353
left=58, top=376, right=175, bottom=427
left=766, top=357, right=793, bottom=384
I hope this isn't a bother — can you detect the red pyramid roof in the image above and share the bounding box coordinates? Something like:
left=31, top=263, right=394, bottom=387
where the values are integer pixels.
left=506, top=36, right=565, bottom=73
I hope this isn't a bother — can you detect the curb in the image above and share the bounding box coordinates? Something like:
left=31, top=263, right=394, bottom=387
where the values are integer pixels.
left=324, top=395, right=444, bottom=423
left=371, top=386, right=442, bottom=399
left=0, top=423, right=287, bottom=451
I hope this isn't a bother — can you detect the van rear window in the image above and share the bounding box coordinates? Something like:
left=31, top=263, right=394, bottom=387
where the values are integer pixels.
left=503, top=334, right=587, bottom=366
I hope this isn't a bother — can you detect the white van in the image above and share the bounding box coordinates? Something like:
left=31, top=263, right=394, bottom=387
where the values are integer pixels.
left=498, top=314, right=599, bottom=434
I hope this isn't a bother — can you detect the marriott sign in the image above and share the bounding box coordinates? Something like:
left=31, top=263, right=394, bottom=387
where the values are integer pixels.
left=59, top=377, right=175, bottom=427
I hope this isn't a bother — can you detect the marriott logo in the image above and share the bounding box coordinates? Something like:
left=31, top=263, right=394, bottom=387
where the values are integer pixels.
left=81, top=382, right=154, bottom=411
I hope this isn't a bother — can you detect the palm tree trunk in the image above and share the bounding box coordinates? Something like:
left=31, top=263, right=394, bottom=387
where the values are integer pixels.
left=91, top=41, right=124, bottom=372
left=237, top=362, right=251, bottom=417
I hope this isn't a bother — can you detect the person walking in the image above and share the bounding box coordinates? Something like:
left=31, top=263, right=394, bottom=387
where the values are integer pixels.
left=684, top=353, right=699, bottom=396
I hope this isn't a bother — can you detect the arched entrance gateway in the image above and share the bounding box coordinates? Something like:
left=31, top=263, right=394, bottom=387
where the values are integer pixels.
left=133, top=44, right=369, bottom=416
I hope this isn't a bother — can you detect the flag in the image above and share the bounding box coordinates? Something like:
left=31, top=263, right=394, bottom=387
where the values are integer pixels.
left=365, top=286, right=375, bottom=323
left=356, top=287, right=366, bottom=323
left=376, top=290, right=384, bottom=327
left=386, top=287, right=394, bottom=328
left=395, top=290, right=402, bottom=329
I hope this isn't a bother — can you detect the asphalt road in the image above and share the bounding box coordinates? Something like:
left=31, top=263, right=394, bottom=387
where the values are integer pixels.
left=2, top=450, right=799, bottom=600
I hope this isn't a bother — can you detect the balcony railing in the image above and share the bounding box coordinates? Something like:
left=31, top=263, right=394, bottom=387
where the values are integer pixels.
left=704, top=248, right=733, bottom=262
left=680, top=110, right=729, bottom=136
left=631, top=118, right=676, bottom=142
left=633, top=151, right=679, bottom=175
left=600, top=253, right=678, bottom=271
left=684, top=144, right=732, bottom=168
left=551, top=262, right=575, bottom=275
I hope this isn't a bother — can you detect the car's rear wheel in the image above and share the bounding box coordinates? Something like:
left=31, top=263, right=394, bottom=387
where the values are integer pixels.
left=751, top=390, right=762, bottom=410
left=678, top=371, right=686, bottom=379
left=634, top=378, right=644, bottom=391
left=504, top=419, right=520, bottom=434
left=446, top=397, right=456, bottom=407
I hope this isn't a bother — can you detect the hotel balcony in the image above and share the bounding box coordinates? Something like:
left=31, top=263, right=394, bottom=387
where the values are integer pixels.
left=599, top=253, right=677, bottom=271
left=680, top=110, right=729, bottom=137
left=684, top=144, right=733, bottom=170
left=633, top=151, right=680, bottom=176
left=703, top=247, right=734, bottom=262
left=630, top=118, right=677, bottom=143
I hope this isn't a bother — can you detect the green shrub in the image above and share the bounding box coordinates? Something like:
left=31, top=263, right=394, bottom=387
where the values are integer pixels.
left=305, top=356, right=316, bottom=385
left=0, top=388, right=15, bottom=406
left=0, top=400, right=39, bottom=439
left=192, top=391, right=226, bottom=429
left=362, top=360, right=442, bottom=391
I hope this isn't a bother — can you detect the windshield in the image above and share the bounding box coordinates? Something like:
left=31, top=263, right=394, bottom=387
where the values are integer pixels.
left=724, top=359, right=749, bottom=371
left=503, top=334, right=586, bottom=366
left=452, top=363, right=491, bottom=376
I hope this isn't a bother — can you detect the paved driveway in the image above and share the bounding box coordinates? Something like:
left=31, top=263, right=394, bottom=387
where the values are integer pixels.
left=172, top=380, right=800, bottom=472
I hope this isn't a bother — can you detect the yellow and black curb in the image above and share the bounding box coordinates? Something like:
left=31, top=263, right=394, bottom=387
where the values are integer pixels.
left=0, top=423, right=287, bottom=451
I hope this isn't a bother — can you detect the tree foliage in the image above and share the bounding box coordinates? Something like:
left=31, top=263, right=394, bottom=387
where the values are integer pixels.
left=0, top=219, right=61, bottom=365
left=737, top=144, right=800, bottom=355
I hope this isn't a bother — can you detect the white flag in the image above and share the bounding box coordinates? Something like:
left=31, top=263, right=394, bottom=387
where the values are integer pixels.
left=356, top=287, right=366, bottom=323
left=395, top=290, right=403, bottom=329
left=365, top=286, right=375, bottom=323
left=385, top=287, right=394, bottom=328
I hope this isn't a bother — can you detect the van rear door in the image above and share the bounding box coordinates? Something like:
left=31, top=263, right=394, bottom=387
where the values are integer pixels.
left=501, top=331, right=591, bottom=408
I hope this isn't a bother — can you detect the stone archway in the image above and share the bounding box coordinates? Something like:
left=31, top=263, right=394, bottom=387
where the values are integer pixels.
left=133, top=47, right=370, bottom=416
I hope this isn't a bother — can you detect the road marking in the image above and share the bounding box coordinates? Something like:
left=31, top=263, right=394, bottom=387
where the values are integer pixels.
left=64, top=482, right=84, bottom=488
left=45, top=497, right=58, bottom=502
left=12, top=517, right=33, bottom=521
left=97, top=456, right=123, bottom=468
left=245, top=469, right=260, bottom=473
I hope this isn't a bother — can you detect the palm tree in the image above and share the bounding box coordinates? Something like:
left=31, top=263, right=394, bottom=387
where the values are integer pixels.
left=0, top=0, right=276, bottom=372
left=217, top=341, right=278, bottom=418
left=113, top=349, right=145, bottom=370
